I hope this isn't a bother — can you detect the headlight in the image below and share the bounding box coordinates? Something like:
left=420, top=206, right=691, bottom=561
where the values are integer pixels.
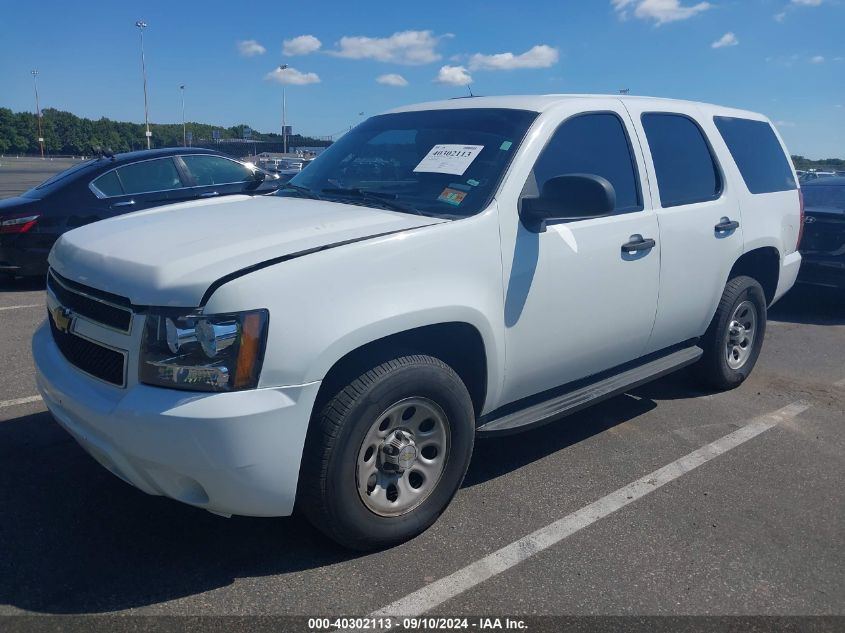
left=139, top=309, right=269, bottom=392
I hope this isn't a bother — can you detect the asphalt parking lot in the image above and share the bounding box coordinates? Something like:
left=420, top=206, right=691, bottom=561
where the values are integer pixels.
left=0, top=162, right=842, bottom=622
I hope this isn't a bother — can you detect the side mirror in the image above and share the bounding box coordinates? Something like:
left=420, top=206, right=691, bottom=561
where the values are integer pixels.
left=520, top=174, right=616, bottom=232
left=253, top=169, right=267, bottom=183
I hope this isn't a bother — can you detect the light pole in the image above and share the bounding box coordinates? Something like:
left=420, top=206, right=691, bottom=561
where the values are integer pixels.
left=278, top=64, right=288, bottom=155
left=31, top=70, right=44, bottom=158
left=136, top=20, right=151, bottom=149
left=180, top=84, right=186, bottom=146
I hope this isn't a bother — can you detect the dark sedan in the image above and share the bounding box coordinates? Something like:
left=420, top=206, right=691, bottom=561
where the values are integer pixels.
left=0, top=148, right=281, bottom=278
left=798, top=176, right=845, bottom=290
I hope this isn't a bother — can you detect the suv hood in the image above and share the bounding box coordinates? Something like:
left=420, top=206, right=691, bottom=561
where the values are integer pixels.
left=49, top=194, right=444, bottom=306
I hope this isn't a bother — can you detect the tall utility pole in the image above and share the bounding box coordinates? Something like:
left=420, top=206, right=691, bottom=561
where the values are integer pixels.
left=136, top=20, right=151, bottom=149
left=180, top=84, right=186, bottom=146
left=30, top=70, right=44, bottom=158
left=279, top=64, right=289, bottom=155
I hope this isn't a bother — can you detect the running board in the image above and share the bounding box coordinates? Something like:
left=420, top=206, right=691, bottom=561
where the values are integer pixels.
left=477, top=346, right=703, bottom=437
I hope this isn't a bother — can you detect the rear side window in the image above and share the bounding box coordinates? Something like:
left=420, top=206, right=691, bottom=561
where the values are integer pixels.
left=713, top=117, right=797, bottom=194
left=116, top=158, right=184, bottom=195
left=91, top=170, right=124, bottom=197
left=642, top=113, right=722, bottom=208
left=531, top=112, right=642, bottom=213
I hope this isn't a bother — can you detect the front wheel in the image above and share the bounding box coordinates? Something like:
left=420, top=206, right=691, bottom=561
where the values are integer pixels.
left=299, top=354, right=475, bottom=550
left=695, top=275, right=767, bottom=390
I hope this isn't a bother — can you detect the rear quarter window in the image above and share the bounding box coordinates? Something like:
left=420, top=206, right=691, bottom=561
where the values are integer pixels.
left=713, top=117, right=797, bottom=194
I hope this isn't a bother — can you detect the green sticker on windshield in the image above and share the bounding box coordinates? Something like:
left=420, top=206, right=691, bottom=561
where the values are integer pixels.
left=499, top=141, right=513, bottom=151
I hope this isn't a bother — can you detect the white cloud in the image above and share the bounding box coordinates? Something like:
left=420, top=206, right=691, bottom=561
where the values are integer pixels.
left=435, top=65, right=472, bottom=86
left=331, top=30, right=445, bottom=65
left=237, top=39, right=266, bottom=57
left=283, top=35, right=322, bottom=56
left=265, top=66, right=321, bottom=85
left=468, top=45, right=559, bottom=71
left=612, top=0, right=711, bottom=25
left=376, top=73, right=409, bottom=87
left=811, top=55, right=825, bottom=63
left=774, top=12, right=787, bottom=22
left=791, top=0, right=822, bottom=6
left=775, top=120, right=796, bottom=128
left=711, top=32, right=738, bottom=49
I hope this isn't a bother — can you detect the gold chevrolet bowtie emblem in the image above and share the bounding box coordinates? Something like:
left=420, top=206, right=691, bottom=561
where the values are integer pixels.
left=51, top=305, right=74, bottom=334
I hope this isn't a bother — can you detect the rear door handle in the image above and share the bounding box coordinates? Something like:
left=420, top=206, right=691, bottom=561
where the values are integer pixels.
left=621, top=236, right=656, bottom=253
left=200, top=191, right=220, bottom=198
left=112, top=200, right=136, bottom=208
left=715, top=218, right=740, bottom=233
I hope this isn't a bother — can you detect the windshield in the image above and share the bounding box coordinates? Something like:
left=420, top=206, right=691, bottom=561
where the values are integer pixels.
left=278, top=108, right=537, bottom=217
left=803, top=184, right=845, bottom=211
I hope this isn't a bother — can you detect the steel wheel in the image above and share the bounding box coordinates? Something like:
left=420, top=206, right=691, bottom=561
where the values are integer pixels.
left=356, top=397, right=450, bottom=517
left=725, top=299, right=757, bottom=370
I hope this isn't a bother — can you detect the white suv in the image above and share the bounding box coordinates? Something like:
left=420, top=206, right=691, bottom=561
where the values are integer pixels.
left=33, top=95, right=802, bottom=549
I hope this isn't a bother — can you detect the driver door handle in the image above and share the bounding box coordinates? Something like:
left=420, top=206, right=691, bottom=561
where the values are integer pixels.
left=112, top=200, right=136, bottom=208
left=200, top=191, right=220, bottom=198
left=621, top=236, right=656, bottom=253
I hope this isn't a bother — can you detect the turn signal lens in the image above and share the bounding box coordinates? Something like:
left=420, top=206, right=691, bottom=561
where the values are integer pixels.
left=234, top=312, right=265, bottom=389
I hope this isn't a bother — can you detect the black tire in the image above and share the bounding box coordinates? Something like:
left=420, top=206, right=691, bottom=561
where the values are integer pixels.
left=696, top=275, right=767, bottom=390
left=299, top=354, right=475, bottom=550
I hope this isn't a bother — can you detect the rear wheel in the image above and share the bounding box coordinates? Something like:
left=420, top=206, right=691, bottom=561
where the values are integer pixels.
left=299, top=354, right=475, bottom=550
left=696, top=275, right=767, bottom=390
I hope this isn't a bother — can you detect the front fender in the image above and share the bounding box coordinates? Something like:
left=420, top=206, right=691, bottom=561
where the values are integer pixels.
left=203, top=208, right=507, bottom=413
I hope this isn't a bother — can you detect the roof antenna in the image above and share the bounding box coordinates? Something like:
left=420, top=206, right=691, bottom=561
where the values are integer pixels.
left=467, top=84, right=474, bottom=97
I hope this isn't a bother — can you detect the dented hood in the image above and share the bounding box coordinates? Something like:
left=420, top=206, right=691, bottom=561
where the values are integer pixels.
left=49, top=194, right=443, bottom=306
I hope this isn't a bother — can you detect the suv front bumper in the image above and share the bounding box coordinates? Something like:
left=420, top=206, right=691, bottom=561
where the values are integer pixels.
left=32, top=321, right=320, bottom=517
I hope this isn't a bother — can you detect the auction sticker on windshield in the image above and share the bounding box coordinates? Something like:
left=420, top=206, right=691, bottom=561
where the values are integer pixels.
left=414, top=144, right=484, bottom=176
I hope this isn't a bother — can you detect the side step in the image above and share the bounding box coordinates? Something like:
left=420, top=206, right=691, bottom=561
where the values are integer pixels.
left=477, top=346, right=703, bottom=437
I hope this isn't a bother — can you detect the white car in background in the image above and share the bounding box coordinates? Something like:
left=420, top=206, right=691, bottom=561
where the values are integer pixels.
left=33, top=95, right=801, bottom=549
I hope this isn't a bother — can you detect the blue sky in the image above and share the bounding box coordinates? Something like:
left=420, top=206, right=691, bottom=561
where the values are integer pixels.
left=1, top=0, right=842, bottom=157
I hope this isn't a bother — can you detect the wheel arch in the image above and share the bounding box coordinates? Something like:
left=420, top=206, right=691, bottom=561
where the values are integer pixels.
left=729, top=246, right=780, bottom=306
left=313, top=321, right=490, bottom=420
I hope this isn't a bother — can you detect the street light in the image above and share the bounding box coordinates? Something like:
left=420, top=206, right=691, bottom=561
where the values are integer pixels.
left=279, top=64, right=289, bottom=155
left=180, top=84, right=186, bottom=146
left=136, top=20, right=152, bottom=149
left=30, top=70, right=44, bottom=158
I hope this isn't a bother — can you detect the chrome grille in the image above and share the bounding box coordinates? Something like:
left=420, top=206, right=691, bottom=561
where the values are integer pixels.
left=47, top=269, right=132, bottom=333
left=48, top=313, right=126, bottom=386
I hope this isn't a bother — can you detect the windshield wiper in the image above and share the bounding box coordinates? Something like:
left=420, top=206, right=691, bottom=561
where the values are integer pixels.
left=279, top=183, right=323, bottom=200
left=321, top=187, right=424, bottom=215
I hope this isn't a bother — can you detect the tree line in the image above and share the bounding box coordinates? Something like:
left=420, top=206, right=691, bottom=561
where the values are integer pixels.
left=0, top=107, right=331, bottom=155
left=791, top=155, right=844, bottom=171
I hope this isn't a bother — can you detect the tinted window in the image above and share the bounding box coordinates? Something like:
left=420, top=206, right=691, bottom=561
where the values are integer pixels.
left=91, top=170, right=124, bottom=197
left=181, top=155, right=253, bottom=186
left=531, top=113, right=641, bottom=213
left=285, top=108, right=538, bottom=218
left=642, top=113, right=722, bottom=207
left=713, top=117, right=797, bottom=194
left=802, top=184, right=845, bottom=210
left=116, top=158, right=183, bottom=195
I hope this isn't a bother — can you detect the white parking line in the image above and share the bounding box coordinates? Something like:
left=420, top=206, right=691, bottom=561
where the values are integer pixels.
left=0, top=395, right=43, bottom=409
left=0, top=303, right=42, bottom=311
left=370, top=401, right=810, bottom=618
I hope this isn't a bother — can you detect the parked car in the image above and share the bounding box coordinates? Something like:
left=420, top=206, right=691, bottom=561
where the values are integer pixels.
left=0, top=148, right=281, bottom=278
left=798, top=176, right=845, bottom=289
left=33, top=96, right=801, bottom=549
left=799, top=170, right=836, bottom=183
